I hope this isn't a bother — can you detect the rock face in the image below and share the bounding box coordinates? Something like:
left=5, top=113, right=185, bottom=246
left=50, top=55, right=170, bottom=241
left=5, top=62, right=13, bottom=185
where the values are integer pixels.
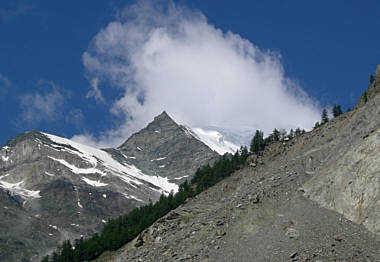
left=118, top=111, right=219, bottom=184
left=303, top=65, right=380, bottom=235
left=356, top=64, right=380, bottom=108
left=97, top=66, right=380, bottom=262
left=0, top=112, right=218, bottom=262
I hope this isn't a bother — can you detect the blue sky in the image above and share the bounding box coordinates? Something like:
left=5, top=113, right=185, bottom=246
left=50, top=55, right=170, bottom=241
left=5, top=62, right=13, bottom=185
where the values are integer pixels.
left=0, top=0, right=379, bottom=147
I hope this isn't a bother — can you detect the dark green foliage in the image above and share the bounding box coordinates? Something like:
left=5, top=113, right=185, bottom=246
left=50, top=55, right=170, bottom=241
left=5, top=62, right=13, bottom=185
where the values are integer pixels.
left=363, top=91, right=368, bottom=103
left=45, top=149, right=248, bottom=262
left=58, top=240, right=74, bottom=262
left=250, top=130, right=264, bottom=153
left=332, top=104, right=343, bottom=117
left=192, top=148, right=247, bottom=193
left=346, top=108, right=351, bottom=112
left=294, top=128, right=306, bottom=136
left=321, top=109, right=329, bottom=124
left=314, top=121, right=320, bottom=129
left=370, top=74, right=375, bottom=84
left=239, top=146, right=249, bottom=159
left=52, top=252, right=59, bottom=262
left=272, top=128, right=280, bottom=141
left=264, top=128, right=280, bottom=144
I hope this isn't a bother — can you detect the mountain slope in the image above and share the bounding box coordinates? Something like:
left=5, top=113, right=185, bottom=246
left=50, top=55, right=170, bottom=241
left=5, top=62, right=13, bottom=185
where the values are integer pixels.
left=303, top=64, right=380, bottom=235
left=117, top=111, right=219, bottom=184
left=0, top=112, right=219, bottom=262
left=97, top=66, right=380, bottom=261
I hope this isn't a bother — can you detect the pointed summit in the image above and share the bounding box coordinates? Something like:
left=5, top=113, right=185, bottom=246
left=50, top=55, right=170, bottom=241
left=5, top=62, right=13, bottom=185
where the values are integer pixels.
left=118, top=111, right=182, bottom=150
left=117, top=111, right=219, bottom=181
left=157, top=110, right=170, bottom=119
left=151, top=110, right=177, bottom=127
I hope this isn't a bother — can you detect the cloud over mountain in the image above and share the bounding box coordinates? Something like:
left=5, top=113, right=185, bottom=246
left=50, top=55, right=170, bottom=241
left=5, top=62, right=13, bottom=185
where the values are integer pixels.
left=74, top=0, right=320, bottom=148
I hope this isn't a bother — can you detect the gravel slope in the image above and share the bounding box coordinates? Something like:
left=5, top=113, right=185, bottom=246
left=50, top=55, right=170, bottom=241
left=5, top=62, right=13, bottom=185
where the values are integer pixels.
left=95, top=71, right=380, bottom=262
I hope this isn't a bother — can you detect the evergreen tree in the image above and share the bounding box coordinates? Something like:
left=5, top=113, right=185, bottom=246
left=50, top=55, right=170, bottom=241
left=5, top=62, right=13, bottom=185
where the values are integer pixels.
left=370, top=74, right=375, bottom=84
left=288, top=129, right=295, bottom=139
left=59, top=240, right=74, bottom=262
left=250, top=130, right=264, bottom=153
left=264, top=134, right=272, bottom=144
left=314, top=121, right=320, bottom=129
left=272, top=128, right=280, bottom=141
left=332, top=104, right=343, bottom=117
left=321, top=109, right=329, bottom=124
left=239, top=146, right=249, bottom=160
left=294, top=128, right=302, bottom=136
left=52, top=252, right=59, bottom=262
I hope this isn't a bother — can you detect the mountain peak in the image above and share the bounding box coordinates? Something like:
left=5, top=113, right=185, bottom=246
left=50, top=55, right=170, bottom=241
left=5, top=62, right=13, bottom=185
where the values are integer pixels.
left=3, top=130, right=46, bottom=148
left=117, top=111, right=219, bottom=181
left=152, top=110, right=175, bottom=124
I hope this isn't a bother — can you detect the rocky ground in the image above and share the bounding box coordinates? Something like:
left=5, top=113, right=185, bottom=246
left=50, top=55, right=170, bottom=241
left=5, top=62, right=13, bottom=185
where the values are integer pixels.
left=96, top=145, right=380, bottom=262
left=95, top=66, right=380, bottom=262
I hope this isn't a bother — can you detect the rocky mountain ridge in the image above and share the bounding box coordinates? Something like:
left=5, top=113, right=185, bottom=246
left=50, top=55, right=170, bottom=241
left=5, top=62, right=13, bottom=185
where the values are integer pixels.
left=117, top=111, right=220, bottom=184
left=0, top=112, right=219, bottom=262
left=96, top=65, right=380, bottom=262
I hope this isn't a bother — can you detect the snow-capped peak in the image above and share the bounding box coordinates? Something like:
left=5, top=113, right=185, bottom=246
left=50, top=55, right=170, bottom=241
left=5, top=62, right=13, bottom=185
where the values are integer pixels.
left=186, top=127, right=240, bottom=155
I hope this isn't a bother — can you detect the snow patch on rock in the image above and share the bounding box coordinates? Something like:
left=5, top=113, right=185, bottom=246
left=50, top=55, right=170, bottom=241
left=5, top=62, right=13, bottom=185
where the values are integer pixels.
left=45, top=172, right=55, bottom=177
left=82, top=177, right=108, bottom=187
left=48, top=156, right=107, bottom=176
left=187, top=127, right=240, bottom=155
left=43, top=133, right=178, bottom=194
left=0, top=180, right=41, bottom=199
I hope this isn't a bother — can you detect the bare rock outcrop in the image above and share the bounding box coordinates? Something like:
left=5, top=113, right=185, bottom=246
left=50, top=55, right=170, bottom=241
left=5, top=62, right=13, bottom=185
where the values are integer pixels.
left=303, top=69, right=380, bottom=234
left=356, top=64, right=380, bottom=108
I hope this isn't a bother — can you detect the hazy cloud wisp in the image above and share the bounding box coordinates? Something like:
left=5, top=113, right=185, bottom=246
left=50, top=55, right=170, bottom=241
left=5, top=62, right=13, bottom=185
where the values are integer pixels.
left=85, top=77, right=105, bottom=103
left=0, top=74, right=12, bottom=99
left=74, top=0, right=320, bottom=148
left=19, top=81, right=66, bottom=124
left=0, top=0, right=32, bottom=23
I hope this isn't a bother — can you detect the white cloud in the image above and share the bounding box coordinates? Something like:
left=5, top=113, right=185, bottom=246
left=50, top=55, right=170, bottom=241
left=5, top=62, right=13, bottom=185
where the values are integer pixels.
left=85, top=77, right=105, bottom=103
left=19, top=81, right=66, bottom=124
left=75, top=0, right=320, bottom=147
